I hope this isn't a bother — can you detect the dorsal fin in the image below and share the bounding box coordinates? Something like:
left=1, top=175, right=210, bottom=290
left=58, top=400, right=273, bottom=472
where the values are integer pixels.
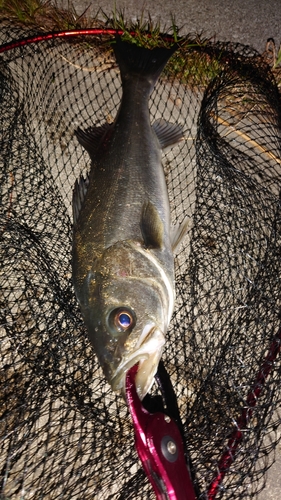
left=152, top=119, right=184, bottom=150
left=171, top=219, right=189, bottom=252
left=72, top=173, right=89, bottom=225
left=141, top=201, right=164, bottom=249
left=75, top=123, right=112, bottom=158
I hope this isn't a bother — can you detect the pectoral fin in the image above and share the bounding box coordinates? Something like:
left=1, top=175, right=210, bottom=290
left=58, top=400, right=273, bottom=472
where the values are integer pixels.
left=72, top=173, right=89, bottom=225
left=171, top=219, right=189, bottom=252
left=152, top=119, right=184, bottom=150
left=141, top=201, right=164, bottom=249
left=75, top=123, right=112, bottom=157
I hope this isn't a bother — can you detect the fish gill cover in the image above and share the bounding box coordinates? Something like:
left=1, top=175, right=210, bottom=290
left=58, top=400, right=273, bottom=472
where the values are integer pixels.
left=0, top=21, right=281, bottom=500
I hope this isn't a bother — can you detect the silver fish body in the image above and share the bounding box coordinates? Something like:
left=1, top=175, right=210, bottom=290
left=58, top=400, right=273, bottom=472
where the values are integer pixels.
left=72, top=38, right=184, bottom=399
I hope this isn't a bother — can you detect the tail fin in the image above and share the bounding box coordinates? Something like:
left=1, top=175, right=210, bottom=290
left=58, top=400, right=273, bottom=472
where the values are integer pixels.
left=113, top=36, right=178, bottom=89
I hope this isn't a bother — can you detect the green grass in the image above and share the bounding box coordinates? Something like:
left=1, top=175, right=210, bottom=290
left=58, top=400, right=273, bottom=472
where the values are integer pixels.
left=272, top=44, right=281, bottom=87
left=0, top=0, right=55, bottom=26
left=104, top=9, right=178, bottom=48
left=105, top=10, right=224, bottom=87
left=0, top=0, right=100, bottom=30
left=0, top=0, right=280, bottom=90
left=102, top=9, right=223, bottom=87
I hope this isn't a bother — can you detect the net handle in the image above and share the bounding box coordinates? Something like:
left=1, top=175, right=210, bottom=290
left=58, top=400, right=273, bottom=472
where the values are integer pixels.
left=207, top=326, right=281, bottom=499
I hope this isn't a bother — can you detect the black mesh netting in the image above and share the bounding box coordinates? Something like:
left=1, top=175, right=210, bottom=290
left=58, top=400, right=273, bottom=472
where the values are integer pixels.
left=1, top=24, right=281, bottom=499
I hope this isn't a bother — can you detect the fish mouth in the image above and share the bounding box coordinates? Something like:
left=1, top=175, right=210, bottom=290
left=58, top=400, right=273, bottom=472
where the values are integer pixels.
left=110, top=325, right=165, bottom=400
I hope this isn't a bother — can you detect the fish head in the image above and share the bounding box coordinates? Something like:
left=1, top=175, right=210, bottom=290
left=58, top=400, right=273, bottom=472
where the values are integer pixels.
left=78, top=241, right=174, bottom=400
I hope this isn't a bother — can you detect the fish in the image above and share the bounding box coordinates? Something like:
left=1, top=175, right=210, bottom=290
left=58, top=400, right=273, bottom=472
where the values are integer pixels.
left=72, top=36, right=187, bottom=400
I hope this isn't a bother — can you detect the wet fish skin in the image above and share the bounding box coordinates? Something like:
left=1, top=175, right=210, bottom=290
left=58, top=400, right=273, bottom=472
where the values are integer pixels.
left=72, top=37, right=184, bottom=399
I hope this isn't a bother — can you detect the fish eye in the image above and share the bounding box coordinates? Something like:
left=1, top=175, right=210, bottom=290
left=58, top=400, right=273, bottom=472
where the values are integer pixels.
left=107, top=307, right=136, bottom=335
left=118, top=312, right=132, bottom=328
